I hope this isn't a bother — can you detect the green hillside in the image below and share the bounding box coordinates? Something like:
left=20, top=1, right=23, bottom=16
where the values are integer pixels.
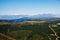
left=0, top=20, right=60, bottom=40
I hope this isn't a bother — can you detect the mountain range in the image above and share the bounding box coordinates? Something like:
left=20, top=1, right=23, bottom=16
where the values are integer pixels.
left=0, top=14, right=58, bottom=22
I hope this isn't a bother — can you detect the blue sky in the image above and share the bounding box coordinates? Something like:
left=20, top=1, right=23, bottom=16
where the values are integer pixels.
left=0, top=0, right=60, bottom=16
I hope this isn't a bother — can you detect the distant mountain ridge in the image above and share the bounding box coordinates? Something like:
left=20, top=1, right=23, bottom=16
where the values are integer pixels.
left=0, top=15, right=28, bottom=20
left=30, top=14, right=56, bottom=19
left=0, top=14, right=57, bottom=22
left=0, top=14, right=56, bottom=19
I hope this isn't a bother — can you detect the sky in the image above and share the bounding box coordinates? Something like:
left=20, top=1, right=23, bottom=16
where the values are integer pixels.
left=0, top=0, right=60, bottom=16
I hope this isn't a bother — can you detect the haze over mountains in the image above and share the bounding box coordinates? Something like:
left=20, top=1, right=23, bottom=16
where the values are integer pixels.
left=30, top=14, right=56, bottom=19
left=0, top=15, right=28, bottom=20
left=0, top=14, right=56, bottom=19
left=0, top=14, right=59, bottom=22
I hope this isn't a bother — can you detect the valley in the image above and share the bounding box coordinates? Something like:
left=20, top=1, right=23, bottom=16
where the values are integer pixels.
left=0, top=18, right=60, bottom=40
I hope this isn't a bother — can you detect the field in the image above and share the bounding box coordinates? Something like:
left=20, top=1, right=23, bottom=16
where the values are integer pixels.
left=0, top=20, right=60, bottom=40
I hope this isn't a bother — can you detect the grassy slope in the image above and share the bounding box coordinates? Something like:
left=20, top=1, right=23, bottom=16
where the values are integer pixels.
left=0, top=20, right=60, bottom=40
